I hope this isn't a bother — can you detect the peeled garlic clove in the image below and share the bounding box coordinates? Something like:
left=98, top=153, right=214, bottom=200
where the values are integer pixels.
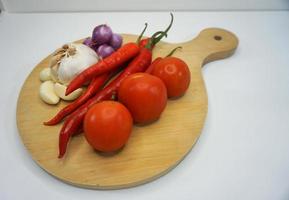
left=54, top=83, right=83, bottom=101
left=40, top=81, right=60, bottom=104
left=39, top=68, right=52, bottom=82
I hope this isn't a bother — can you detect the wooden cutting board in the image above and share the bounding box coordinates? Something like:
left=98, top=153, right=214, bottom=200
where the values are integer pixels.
left=16, top=28, right=238, bottom=189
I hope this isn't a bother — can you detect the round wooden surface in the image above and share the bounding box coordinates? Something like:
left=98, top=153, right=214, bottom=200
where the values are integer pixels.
left=16, top=28, right=238, bottom=189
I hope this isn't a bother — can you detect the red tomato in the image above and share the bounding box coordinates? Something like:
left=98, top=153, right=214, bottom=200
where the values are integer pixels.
left=84, top=101, right=133, bottom=152
left=118, top=73, right=167, bottom=124
left=151, top=57, right=191, bottom=98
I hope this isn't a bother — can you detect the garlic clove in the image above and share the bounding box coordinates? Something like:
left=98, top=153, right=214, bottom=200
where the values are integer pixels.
left=40, top=81, right=60, bottom=105
left=39, top=68, right=52, bottom=82
left=54, top=83, right=83, bottom=101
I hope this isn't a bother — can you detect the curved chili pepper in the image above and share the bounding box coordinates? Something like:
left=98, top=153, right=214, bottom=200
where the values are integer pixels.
left=65, top=42, right=140, bottom=95
left=44, top=73, right=111, bottom=126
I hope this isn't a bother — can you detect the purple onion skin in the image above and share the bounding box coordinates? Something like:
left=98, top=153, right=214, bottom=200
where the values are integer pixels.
left=83, top=37, right=99, bottom=52
left=92, top=24, right=113, bottom=45
left=109, top=33, right=123, bottom=50
left=83, top=37, right=93, bottom=46
left=97, top=44, right=115, bottom=58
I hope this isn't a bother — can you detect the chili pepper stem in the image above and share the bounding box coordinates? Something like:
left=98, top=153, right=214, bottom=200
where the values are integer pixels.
left=145, top=13, right=174, bottom=49
left=136, top=23, right=148, bottom=44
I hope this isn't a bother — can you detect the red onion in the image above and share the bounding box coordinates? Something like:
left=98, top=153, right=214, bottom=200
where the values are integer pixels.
left=109, top=33, right=123, bottom=50
left=97, top=44, right=115, bottom=58
left=92, top=24, right=113, bottom=45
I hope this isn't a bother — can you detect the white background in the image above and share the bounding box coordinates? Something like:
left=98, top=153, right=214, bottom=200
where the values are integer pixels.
left=1, top=0, right=289, bottom=12
left=0, top=7, right=289, bottom=200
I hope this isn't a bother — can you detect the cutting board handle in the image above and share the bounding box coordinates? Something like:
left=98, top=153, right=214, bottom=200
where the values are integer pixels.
left=190, top=28, right=239, bottom=65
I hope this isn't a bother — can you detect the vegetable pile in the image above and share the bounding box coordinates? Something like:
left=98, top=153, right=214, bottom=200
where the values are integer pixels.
left=43, top=14, right=192, bottom=158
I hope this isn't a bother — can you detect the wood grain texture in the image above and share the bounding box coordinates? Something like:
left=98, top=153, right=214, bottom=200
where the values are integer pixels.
left=16, top=28, right=238, bottom=189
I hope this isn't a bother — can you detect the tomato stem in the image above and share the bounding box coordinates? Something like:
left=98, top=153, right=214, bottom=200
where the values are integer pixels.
left=165, top=46, right=182, bottom=57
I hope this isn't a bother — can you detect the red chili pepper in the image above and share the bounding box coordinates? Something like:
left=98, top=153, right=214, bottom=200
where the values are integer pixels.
left=145, top=46, right=182, bottom=74
left=44, top=73, right=111, bottom=126
left=65, top=42, right=140, bottom=95
left=139, top=38, right=150, bottom=48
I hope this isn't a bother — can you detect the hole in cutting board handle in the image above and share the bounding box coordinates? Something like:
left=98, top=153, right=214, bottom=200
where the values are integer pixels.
left=197, top=28, right=239, bottom=65
left=214, top=35, right=222, bottom=41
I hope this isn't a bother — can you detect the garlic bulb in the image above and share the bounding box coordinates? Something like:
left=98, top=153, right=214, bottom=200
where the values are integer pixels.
left=50, top=43, right=99, bottom=85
